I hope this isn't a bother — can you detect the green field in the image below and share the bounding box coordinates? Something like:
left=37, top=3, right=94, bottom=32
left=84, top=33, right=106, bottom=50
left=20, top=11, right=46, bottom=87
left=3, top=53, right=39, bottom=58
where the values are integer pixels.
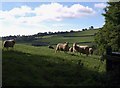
left=18, top=29, right=98, bottom=47
left=38, top=30, right=98, bottom=45
left=3, top=29, right=112, bottom=86
left=3, top=44, right=107, bottom=86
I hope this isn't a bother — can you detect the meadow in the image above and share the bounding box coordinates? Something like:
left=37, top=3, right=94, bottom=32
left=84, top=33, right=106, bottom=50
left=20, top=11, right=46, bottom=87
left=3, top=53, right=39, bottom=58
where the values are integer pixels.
left=3, top=44, right=107, bottom=86
left=2, top=29, right=110, bottom=86
left=17, top=29, right=98, bottom=46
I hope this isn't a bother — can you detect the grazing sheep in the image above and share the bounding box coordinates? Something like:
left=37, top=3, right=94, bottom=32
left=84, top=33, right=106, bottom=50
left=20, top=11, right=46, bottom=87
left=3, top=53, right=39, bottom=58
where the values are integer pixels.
left=3, top=39, right=15, bottom=49
left=73, top=43, right=83, bottom=53
left=48, top=45, right=54, bottom=49
left=79, top=45, right=89, bottom=56
left=55, top=42, right=69, bottom=53
left=89, top=47, right=93, bottom=55
left=73, top=43, right=89, bottom=56
left=69, top=47, right=73, bottom=52
left=79, top=45, right=88, bottom=48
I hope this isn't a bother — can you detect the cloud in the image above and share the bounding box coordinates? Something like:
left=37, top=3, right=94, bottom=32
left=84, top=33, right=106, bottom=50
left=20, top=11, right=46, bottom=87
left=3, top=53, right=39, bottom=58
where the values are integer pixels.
left=1, top=3, right=95, bottom=22
left=52, top=24, right=67, bottom=27
left=0, top=3, right=96, bottom=36
left=94, top=3, right=107, bottom=9
left=9, top=6, right=32, bottom=17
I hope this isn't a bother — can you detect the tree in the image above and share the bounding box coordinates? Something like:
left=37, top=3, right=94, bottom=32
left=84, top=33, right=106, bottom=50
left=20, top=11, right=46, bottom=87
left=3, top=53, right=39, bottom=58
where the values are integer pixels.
left=82, top=29, right=85, bottom=31
left=70, top=30, right=74, bottom=32
left=84, top=28, right=87, bottom=31
left=89, top=26, right=94, bottom=30
left=95, top=1, right=120, bottom=54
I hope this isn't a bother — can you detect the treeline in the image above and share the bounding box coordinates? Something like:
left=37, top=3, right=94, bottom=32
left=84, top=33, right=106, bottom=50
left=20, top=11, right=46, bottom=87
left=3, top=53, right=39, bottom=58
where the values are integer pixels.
left=2, top=26, right=96, bottom=42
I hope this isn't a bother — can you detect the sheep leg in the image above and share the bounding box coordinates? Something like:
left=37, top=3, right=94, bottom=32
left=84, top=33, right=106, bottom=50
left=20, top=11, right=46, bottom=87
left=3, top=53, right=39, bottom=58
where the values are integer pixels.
left=55, top=47, right=58, bottom=53
left=73, top=49, right=76, bottom=53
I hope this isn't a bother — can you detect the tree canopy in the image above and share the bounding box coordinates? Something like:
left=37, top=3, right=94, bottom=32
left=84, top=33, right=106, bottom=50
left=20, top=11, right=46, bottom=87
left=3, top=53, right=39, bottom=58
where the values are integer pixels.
left=95, top=1, right=120, bottom=54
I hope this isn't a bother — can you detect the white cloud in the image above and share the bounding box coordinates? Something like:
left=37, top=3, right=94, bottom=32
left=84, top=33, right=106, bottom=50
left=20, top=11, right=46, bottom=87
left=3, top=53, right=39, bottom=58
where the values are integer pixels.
left=52, top=24, right=67, bottom=27
left=0, top=3, right=96, bottom=36
left=94, top=3, right=107, bottom=9
left=9, top=6, right=32, bottom=17
left=1, top=20, right=49, bottom=36
left=1, top=3, right=95, bottom=22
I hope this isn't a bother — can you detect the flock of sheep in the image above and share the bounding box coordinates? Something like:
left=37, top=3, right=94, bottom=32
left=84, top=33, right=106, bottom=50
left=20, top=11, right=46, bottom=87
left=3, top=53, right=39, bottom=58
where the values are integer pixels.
left=52, top=42, right=93, bottom=56
left=3, top=39, right=93, bottom=56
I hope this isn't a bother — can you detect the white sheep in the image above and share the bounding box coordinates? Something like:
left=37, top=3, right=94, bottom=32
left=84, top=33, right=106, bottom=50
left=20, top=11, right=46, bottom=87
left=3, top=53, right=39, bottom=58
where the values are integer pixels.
left=55, top=42, right=69, bottom=53
left=73, top=43, right=89, bottom=56
left=3, top=39, right=16, bottom=49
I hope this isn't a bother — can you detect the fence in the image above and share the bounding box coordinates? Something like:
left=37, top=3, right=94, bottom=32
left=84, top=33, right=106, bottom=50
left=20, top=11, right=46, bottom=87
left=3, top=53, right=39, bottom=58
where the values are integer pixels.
left=106, top=46, right=120, bottom=84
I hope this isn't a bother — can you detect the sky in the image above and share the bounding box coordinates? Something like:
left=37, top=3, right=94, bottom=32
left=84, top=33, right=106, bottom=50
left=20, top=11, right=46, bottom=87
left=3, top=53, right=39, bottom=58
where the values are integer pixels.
left=0, top=1, right=108, bottom=36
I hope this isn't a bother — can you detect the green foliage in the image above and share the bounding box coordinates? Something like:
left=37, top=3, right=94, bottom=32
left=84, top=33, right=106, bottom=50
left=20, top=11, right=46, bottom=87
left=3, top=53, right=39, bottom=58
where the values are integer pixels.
left=95, top=2, right=120, bottom=53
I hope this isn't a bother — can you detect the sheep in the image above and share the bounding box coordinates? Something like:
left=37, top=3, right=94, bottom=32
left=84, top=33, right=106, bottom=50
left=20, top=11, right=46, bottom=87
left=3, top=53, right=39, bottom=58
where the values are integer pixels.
left=73, top=43, right=83, bottom=53
left=79, top=45, right=89, bottom=48
left=69, top=47, right=73, bottom=52
left=89, top=47, right=93, bottom=55
left=3, top=39, right=16, bottom=50
left=48, top=45, right=54, bottom=49
left=55, top=42, right=69, bottom=53
left=73, top=43, right=89, bottom=56
left=79, top=45, right=89, bottom=56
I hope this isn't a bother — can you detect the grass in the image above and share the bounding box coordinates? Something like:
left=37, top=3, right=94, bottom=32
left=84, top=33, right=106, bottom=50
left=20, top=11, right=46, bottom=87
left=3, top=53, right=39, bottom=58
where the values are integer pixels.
left=3, top=29, right=114, bottom=86
left=2, top=44, right=108, bottom=86
left=61, top=29, right=98, bottom=36
left=38, top=36, right=94, bottom=45
left=18, top=29, right=98, bottom=46
left=40, top=30, right=98, bottom=45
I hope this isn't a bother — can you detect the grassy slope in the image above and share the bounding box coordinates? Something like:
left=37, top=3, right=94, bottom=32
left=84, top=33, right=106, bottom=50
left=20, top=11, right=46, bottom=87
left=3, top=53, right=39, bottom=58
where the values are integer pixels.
left=26, top=29, right=99, bottom=46
left=3, top=44, right=106, bottom=86
left=61, top=29, right=98, bottom=36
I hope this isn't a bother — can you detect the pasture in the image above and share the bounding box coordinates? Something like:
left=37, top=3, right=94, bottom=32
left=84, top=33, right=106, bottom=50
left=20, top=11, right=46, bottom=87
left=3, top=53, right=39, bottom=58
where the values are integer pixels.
left=2, top=44, right=108, bottom=86
left=17, top=29, right=98, bottom=46
left=3, top=29, right=112, bottom=86
left=39, top=30, right=96, bottom=46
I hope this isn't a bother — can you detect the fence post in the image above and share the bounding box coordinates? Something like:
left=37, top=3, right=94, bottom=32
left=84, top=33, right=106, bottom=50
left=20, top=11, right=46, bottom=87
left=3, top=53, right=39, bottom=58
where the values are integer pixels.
left=106, top=46, right=112, bottom=55
left=106, top=46, right=120, bottom=85
left=106, top=46, right=112, bottom=72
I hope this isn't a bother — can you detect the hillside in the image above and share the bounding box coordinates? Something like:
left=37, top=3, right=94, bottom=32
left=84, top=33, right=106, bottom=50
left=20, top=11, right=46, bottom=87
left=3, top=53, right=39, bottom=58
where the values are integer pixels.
left=14, top=29, right=98, bottom=47
left=2, top=29, right=99, bottom=46
left=3, top=44, right=107, bottom=86
left=2, top=29, right=111, bottom=86
left=34, top=29, right=98, bottom=45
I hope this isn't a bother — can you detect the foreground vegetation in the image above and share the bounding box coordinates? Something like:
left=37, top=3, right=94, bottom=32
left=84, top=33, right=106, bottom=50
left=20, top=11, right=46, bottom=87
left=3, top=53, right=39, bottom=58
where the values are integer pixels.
left=2, top=44, right=110, bottom=86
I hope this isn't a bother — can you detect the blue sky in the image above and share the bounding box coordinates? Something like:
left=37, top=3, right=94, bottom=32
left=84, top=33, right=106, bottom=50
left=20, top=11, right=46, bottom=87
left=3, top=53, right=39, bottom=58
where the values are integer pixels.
left=0, top=2, right=108, bottom=36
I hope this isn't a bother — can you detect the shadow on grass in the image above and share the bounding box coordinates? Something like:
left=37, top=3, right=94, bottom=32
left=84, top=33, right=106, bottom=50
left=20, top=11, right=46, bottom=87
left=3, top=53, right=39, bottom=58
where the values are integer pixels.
left=2, top=50, right=117, bottom=86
